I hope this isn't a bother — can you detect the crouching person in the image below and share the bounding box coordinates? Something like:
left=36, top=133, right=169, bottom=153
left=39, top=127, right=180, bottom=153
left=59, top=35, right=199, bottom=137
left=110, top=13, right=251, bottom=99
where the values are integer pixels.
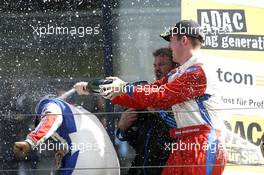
left=14, top=96, right=120, bottom=175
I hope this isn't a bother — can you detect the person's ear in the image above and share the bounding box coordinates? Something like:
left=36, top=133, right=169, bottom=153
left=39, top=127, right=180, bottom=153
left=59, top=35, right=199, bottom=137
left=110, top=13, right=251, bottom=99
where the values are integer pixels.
left=181, top=36, right=188, bottom=46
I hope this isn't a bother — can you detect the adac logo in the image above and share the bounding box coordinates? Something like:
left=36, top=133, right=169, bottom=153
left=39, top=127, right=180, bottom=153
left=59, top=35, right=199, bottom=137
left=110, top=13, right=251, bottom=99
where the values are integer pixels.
left=197, top=9, right=264, bottom=51
left=216, top=68, right=264, bottom=87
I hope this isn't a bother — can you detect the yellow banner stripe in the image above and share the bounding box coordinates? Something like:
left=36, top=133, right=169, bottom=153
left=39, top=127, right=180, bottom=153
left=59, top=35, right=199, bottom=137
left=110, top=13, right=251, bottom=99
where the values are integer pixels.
left=256, top=79, right=264, bottom=82
left=226, top=165, right=264, bottom=173
left=256, top=76, right=264, bottom=78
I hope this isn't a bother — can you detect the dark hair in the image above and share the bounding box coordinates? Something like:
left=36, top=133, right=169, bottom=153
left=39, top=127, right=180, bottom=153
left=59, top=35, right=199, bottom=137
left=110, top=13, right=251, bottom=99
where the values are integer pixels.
left=152, top=48, right=173, bottom=60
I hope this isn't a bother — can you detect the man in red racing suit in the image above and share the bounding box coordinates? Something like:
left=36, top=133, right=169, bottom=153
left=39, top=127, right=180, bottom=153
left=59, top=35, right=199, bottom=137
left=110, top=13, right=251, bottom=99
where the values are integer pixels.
left=75, top=19, right=227, bottom=175
left=110, top=57, right=227, bottom=175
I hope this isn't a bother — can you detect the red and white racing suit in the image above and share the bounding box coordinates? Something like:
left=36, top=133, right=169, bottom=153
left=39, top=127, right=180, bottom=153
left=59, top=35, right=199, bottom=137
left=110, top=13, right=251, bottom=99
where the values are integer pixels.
left=112, top=56, right=227, bottom=175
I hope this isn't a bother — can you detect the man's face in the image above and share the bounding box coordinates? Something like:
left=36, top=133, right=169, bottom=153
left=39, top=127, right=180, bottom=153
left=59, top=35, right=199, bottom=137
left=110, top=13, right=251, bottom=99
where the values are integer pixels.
left=168, top=36, right=183, bottom=63
left=154, top=56, right=174, bottom=80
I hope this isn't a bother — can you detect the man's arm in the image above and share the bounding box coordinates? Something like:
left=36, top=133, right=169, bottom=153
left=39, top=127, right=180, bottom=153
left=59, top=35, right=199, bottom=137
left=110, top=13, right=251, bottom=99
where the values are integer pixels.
left=14, top=103, right=63, bottom=157
left=151, top=76, right=168, bottom=87
left=26, top=103, right=63, bottom=147
left=116, top=108, right=138, bottom=146
left=112, top=67, right=206, bottom=109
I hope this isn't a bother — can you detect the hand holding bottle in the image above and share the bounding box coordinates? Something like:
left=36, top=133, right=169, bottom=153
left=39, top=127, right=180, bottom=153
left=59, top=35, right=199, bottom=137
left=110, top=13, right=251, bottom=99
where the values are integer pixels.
left=99, top=77, right=127, bottom=99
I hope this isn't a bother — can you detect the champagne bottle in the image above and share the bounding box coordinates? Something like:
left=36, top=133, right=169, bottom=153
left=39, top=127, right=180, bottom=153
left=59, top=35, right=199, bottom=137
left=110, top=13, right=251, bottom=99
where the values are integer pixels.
left=86, top=79, right=113, bottom=94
